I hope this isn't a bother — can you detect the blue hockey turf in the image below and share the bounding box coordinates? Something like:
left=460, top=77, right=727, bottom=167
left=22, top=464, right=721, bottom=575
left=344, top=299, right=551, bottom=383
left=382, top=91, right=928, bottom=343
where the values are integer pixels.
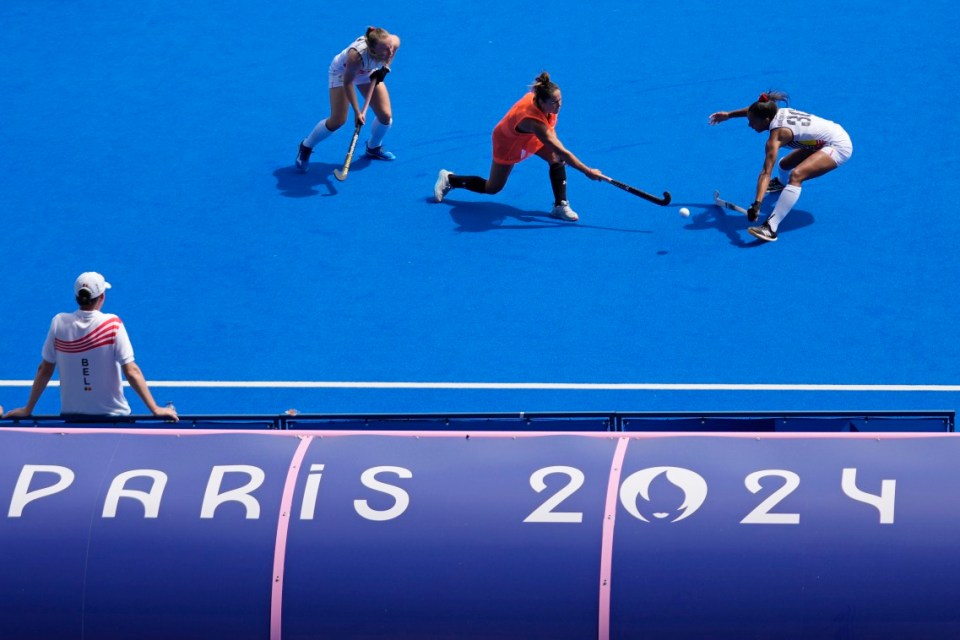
left=2, top=0, right=959, bottom=415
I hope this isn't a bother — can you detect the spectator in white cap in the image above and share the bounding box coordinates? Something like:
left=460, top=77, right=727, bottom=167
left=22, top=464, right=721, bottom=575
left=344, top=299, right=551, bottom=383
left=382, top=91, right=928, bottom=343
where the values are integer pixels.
left=3, top=272, right=178, bottom=421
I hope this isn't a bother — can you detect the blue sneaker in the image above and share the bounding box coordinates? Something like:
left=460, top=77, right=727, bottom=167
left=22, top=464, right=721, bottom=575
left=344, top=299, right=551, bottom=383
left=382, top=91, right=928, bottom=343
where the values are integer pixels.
left=365, top=144, right=396, bottom=161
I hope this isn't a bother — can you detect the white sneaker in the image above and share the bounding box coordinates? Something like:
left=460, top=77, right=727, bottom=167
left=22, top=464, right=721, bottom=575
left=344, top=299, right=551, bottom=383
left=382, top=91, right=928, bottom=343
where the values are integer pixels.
left=434, top=169, right=452, bottom=202
left=550, top=200, right=579, bottom=222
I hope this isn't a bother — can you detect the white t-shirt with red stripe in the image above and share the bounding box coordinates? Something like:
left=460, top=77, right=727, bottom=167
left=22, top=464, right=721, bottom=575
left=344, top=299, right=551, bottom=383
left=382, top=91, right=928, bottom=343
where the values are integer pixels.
left=41, top=310, right=135, bottom=415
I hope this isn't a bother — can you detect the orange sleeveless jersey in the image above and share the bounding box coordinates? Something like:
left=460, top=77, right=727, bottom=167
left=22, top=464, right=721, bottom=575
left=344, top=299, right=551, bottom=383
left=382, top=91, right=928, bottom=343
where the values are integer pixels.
left=491, top=93, right=557, bottom=165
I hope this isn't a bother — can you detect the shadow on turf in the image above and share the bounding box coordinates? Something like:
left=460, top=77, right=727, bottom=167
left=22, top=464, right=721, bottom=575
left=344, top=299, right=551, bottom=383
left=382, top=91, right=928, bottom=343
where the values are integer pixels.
left=677, top=201, right=814, bottom=247
left=273, top=157, right=376, bottom=198
left=437, top=199, right=653, bottom=234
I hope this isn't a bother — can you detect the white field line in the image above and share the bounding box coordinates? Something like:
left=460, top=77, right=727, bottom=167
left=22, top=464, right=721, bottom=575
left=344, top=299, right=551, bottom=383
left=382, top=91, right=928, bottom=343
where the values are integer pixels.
left=1, top=380, right=960, bottom=392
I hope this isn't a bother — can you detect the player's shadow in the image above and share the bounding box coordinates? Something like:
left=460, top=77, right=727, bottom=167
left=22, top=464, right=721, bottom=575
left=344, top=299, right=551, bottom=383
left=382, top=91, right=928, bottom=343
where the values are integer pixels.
left=679, top=201, right=814, bottom=247
left=273, top=157, right=375, bottom=198
left=435, top=199, right=652, bottom=234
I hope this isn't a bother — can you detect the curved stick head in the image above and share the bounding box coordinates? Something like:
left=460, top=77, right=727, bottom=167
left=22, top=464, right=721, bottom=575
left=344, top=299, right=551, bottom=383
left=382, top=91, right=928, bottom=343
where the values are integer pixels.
left=333, top=169, right=347, bottom=181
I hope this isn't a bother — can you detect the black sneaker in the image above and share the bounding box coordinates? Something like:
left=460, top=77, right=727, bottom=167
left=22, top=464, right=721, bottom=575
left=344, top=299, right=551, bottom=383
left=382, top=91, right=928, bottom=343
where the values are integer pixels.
left=766, top=177, right=785, bottom=193
left=365, top=144, right=396, bottom=160
left=296, top=141, right=313, bottom=173
left=748, top=222, right=778, bottom=242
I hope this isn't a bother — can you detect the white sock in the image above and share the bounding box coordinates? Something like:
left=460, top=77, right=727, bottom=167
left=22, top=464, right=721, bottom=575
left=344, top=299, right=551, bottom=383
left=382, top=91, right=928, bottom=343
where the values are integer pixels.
left=778, top=166, right=792, bottom=184
left=304, top=119, right=334, bottom=148
left=767, top=184, right=801, bottom=232
left=367, top=118, right=392, bottom=149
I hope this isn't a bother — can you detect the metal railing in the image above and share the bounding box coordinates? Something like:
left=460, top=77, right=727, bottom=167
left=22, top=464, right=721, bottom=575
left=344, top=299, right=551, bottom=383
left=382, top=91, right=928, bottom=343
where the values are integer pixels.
left=1, top=410, right=953, bottom=432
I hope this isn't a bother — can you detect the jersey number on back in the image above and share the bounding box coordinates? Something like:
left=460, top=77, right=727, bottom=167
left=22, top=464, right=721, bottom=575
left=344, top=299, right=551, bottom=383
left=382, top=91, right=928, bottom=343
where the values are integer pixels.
left=785, top=109, right=812, bottom=127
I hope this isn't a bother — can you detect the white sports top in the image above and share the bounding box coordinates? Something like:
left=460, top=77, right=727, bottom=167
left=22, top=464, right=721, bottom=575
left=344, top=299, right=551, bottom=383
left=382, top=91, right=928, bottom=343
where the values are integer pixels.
left=41, top=310, right=135, bottom=415
left=769, top=108, right=850, bottom=150
left=328, top=36, right=385, bottom=84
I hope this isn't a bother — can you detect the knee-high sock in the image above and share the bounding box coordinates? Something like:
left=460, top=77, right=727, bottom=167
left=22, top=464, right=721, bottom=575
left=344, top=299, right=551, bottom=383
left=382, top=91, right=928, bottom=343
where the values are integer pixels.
left=304, top=119, right=334, bottom=148
left=367, top=117, right=392, bottom=149
left=778, top=165, right=792, bottom=184
left=549, top=162, right=568, bottom=205
left=768, top=184, right=801, bottom=232
left=449, top=174, right=487, bottom=193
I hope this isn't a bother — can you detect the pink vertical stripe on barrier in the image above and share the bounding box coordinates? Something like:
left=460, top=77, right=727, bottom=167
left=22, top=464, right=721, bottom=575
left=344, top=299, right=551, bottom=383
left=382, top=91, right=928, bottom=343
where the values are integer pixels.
left=271, top=435, right=314, bottom=640
left=598, top=437, right=630, bottom=640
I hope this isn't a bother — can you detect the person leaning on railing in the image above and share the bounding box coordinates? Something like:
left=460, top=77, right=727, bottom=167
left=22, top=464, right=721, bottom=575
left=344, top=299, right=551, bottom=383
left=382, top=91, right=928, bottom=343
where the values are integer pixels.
left=2, top=272, right=177, bottom=422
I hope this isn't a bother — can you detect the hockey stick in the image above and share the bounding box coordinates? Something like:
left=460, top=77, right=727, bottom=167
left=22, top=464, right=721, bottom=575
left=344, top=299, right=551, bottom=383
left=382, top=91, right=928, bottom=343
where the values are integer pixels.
left=603, top=176, right=671, bottom=206
left=333, top=70, right=387, bottom=182
left=713, top=190, right=749, bottom=215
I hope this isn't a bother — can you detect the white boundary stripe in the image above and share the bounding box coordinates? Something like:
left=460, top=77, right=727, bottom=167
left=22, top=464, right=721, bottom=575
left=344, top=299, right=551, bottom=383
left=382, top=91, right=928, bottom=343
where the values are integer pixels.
left=2, top=380, right=960, bottom=392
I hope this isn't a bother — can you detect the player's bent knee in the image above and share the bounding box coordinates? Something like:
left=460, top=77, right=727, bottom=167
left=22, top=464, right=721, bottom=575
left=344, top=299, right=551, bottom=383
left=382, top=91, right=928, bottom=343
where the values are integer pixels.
left=486, top=183, right=504, bottom=195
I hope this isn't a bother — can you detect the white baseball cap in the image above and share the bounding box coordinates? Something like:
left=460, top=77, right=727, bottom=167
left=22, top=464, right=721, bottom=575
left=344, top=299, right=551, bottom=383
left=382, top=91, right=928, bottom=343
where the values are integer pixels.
left=74, top=272, right=112, bottom=298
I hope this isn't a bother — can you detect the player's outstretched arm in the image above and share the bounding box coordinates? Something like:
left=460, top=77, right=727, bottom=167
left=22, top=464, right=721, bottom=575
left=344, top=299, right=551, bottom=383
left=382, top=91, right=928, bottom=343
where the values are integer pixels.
left=708, top=107, right=749, bottom=125
left=531, top=121, right=603, bottom=180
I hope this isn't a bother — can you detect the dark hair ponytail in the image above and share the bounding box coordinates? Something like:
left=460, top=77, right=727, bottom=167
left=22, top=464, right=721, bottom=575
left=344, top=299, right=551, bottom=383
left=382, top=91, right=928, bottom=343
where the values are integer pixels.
left=748, top=90, right=789, bottom=120
left=531, top=71, right=559, bottom=102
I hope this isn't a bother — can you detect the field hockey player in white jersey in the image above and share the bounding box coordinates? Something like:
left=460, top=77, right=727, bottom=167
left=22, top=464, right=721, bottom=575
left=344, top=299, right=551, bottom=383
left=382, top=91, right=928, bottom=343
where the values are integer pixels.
left=709, top=91, right=853, bottom=242
left=296, top=26, right=400, bottom=171
left=3, top=272, right=178, bottom=421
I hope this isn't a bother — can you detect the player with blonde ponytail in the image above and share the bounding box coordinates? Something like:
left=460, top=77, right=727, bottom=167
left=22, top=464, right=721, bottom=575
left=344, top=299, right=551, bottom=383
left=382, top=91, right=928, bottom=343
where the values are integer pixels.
left=296, top=26, right=401, bottom=172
